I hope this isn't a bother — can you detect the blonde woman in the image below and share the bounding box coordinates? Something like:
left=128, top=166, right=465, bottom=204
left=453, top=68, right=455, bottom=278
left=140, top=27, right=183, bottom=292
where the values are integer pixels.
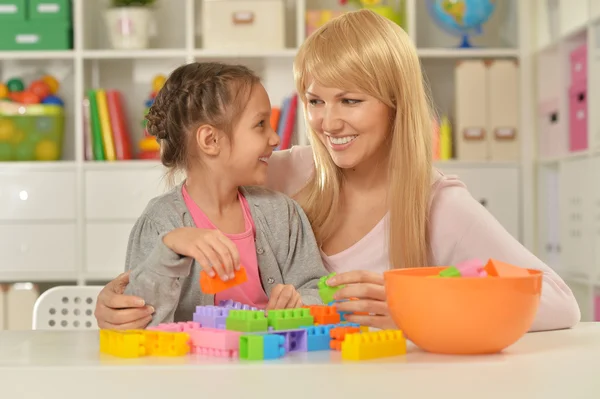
left=94, top=10, right=580, bottom=331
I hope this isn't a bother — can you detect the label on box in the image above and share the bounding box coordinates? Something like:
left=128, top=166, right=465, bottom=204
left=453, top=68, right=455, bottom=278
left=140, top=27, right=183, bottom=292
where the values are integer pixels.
left=0, top=4, right=17, bottom=13
left=462, top=127, right=485, bottom=140
left=38, top=3, right=60, bottom=13
left=16, top=34, right=40, bottom=44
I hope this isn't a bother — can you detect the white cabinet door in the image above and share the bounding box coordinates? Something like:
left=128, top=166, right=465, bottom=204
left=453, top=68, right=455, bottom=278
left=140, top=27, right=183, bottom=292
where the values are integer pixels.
left=436, top=166, right=521, bottom=241
left=559, top=158, right=593, bottom=278
left=537, top=165, right=561, bottom=270
left=85, top=223, right=134, bottom=279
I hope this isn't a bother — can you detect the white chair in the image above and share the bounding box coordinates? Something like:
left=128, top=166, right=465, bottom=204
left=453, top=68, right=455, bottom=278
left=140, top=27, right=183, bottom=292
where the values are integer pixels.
left=32, top=286, right=104, bottom=330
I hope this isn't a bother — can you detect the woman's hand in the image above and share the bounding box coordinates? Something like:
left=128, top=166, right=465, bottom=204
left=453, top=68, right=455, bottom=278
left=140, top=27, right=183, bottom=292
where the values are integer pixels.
left=163, top=227, right=240, bottom=281
left=94, top=271, right=155, bottom=330
left=326, top=270, right=398, bottom=330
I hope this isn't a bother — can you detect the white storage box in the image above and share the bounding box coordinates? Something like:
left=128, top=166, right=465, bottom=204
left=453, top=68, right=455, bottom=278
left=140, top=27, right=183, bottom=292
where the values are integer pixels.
left=202, top=0, right=285, bottom=50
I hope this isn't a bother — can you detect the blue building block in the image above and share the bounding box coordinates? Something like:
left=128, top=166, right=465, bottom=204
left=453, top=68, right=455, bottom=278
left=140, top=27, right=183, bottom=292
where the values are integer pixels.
left=303, top=322, right=361, bottom=351
left=263, top=334, right=286, bottom=360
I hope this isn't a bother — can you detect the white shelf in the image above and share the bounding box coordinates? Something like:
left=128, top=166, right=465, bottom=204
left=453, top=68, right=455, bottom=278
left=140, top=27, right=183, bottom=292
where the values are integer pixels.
left=0, top=51, right=75, bottom=60
left=0, top=272, right=78, bottom=284
left=82, top=49, right=188, bottom=60
left=434, top=160, right=520, bottom=168
left=193, top=49, right=299, bottom=59
left=418, top=48, right=519, bottom=59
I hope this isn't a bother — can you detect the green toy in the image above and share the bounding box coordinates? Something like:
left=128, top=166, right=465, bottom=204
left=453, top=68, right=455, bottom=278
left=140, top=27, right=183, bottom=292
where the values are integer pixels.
left=318, top=272, right=344, bottom=304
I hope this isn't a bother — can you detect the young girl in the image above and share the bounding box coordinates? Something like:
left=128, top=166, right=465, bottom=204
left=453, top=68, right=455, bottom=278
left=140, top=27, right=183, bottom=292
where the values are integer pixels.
left=123, top=62, right=327, bottom=326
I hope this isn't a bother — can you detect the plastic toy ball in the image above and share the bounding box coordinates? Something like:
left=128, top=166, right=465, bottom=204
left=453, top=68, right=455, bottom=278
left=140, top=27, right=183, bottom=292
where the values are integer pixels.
left=6, top=78, right=25, bottom=92
left=41, top=95, right=64, bottom=106
left=152, top=74, right=166, bottom=93
left=41, top=75, right=60, bottom=94
left=20, top=91, right=41, bottom=104
left=29, top=80, right=51, bottom=100
left=0, top=84, right=8, bottom=99
left=9, top=92, right=24, bottom=103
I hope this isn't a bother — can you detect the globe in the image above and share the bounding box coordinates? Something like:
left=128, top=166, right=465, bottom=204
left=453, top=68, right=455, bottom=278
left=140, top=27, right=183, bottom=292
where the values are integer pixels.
left=426, top=0, right=496, bottom=48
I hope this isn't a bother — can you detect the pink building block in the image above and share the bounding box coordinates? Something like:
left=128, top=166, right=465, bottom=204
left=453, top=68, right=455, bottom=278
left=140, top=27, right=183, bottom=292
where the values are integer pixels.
left=455, top=259, right=487, bottom=277
left=188, top=328, right=242, bottom=358
left=147, top=321, right=202, bottom=332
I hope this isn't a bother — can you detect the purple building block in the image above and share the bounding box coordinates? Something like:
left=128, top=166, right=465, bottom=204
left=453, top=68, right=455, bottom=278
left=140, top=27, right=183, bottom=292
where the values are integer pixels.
left=269, top=329, right=308, bottom=353
left=218, top=299, right=259, bottom=311
left=193, top=306, right=230, bottom=329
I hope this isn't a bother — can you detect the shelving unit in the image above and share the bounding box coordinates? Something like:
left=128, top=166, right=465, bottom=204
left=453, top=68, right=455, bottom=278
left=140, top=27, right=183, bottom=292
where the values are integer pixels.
left=533, top=0, right=599, bottom=321
left=0, top=0, right=533, bottom=289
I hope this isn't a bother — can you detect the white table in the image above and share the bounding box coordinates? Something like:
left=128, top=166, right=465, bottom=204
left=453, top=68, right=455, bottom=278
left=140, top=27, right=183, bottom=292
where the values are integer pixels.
left=1, top=323, right=600, bottom=399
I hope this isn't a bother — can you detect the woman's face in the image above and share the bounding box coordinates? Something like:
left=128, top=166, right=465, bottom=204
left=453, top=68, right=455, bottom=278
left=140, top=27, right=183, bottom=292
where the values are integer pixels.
left=305, top=81, right=392, bottom=170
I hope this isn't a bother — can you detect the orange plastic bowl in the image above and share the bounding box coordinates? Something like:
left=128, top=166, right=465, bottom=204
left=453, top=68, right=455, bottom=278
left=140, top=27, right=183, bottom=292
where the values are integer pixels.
left=383, top=266, right=542, bottom=355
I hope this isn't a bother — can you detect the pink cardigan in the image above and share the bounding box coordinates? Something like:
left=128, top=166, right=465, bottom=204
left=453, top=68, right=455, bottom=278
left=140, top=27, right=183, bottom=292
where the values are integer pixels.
left=266, top=145, right=580, bottom=332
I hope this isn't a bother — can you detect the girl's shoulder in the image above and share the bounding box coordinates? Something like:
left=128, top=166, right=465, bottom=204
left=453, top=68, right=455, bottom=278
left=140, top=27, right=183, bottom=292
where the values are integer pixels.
left=266, top=145, right=315, bottom=197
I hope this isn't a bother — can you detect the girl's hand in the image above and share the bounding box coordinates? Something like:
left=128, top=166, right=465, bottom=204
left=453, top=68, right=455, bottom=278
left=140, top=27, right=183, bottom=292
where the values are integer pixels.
left=327, top=270, right=398, bottom=330
left=266, top=284, right=303, bottom=310
left=163, top=227, right=240, bottom=281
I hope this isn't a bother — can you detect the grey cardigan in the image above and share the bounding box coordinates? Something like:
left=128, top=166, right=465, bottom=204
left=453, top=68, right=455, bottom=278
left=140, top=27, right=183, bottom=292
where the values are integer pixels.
left=123, top=182, right=328, bottom=326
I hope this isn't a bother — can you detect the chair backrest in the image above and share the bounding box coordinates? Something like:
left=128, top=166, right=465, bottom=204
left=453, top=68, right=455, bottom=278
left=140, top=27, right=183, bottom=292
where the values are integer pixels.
left=32, top=285, right=104, bottom=330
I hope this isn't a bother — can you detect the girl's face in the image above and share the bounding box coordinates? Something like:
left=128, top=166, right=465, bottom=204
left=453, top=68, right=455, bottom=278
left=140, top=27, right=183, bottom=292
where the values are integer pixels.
left=224, top=83, right=280, bottom=186
left=305, top=81, right=392, bottom=171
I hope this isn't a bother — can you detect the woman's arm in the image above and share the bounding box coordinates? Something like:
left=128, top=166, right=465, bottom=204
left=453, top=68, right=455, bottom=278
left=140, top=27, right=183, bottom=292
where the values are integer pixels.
left=429, top=177, right=581, bottom=332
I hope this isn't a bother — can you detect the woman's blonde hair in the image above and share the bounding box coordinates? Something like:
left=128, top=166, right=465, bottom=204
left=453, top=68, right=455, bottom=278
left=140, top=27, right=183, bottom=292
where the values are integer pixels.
left=293, top=9, right=433, bottom=269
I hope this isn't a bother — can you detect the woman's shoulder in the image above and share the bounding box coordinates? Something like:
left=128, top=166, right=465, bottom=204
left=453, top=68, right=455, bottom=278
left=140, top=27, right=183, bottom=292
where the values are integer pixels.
left=266, top=145, right=315, bottom=197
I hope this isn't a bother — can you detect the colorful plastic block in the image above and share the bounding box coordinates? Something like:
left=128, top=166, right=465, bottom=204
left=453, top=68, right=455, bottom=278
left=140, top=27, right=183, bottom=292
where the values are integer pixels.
left=330, top=326, right=361, bottom=351
left=455, top=259, right=487, bottom=277
left=439, top=266, right=461, bottom=278
left=147, top=321, right=202, bottom=332
left=239, top=334, right=285, bottom=360
left=267, top=308, right=314, bottom=331
left=268, top=329, right=308, bottom=352
left=226, top=310, right=269, bottom=332
left=218, top=299, right=259, bottom=311
left=484, top=259, right=530, bottom=277
left=318, top=272, right=343, bottom=304
left=341, top=330, right=407, bottom=361
left=99, top=329, right=190, bottom=358
left=200, top=265, right=248, bottom=294
left=306, top=305, right=341, bottom=325
left=304, top=325, right=336, bottom=351
left=193, top=306, right=230, bottom=329
left=188, top=328, right=242, bottom=357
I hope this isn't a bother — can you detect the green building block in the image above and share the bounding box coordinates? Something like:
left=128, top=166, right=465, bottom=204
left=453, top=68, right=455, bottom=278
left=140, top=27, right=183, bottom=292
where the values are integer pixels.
left=239, top=335, right=264, bottom=360
left=267, top=308, right=314, bottom=331
left=226, top=310, right=268, bottom=332
left=439, top=266, right=461, bottom=278
left=318, top=272, right=343, bottom=304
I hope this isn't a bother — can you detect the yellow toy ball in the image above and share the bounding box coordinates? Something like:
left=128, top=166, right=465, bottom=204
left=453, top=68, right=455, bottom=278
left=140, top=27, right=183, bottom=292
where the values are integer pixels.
left=41, top=75, right=60, bottom=94
left=152, top=74, right=166, bottom=93
left=0, top=83, right=8, bottom=99
left=0, top=119, right=15, bottom=141
left=35, top=140, right=59, bottom=160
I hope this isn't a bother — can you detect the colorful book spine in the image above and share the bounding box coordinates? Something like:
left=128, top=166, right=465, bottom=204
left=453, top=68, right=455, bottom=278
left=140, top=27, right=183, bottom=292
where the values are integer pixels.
left=95, top=89, right=116, bottom=161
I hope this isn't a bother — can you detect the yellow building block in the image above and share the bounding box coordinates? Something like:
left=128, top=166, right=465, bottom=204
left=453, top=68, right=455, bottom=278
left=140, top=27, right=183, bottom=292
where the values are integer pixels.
left=341, top=330, right=407, bottom=361
left=99, top=329, right=190, bottom=358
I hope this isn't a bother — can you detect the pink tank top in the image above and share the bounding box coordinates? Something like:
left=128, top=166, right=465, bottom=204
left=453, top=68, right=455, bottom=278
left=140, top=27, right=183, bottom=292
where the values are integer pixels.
left=182, top=185, right=269, bottom=309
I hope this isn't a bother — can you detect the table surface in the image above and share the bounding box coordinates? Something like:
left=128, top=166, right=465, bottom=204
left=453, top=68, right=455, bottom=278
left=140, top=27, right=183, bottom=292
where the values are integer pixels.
left=1, top=323, right=600, bottom=399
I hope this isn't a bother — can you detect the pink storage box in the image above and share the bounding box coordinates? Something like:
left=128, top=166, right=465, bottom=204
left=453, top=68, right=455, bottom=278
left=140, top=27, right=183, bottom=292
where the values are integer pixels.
left=568, top=81, right=588, bottom=152
left=595, top=295, right=600, bottom=321
left=538, top=98, right=566, bottom=157
left=569, top=44, right=587, bottom=85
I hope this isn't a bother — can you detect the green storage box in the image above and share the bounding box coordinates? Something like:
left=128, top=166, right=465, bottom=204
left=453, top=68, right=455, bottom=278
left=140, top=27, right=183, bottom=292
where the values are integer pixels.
left=0, top=21, right=71, bottom=50
left=0, top=0, right=26, bottom=21
left=0, top=101, right=65, bottom=161
left=28, top=0, right=71, bottom=21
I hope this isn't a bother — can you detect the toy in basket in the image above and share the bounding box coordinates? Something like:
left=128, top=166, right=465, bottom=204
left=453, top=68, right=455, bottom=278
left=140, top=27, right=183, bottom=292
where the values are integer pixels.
left=138, top=74, right=166, bottom=160
left=0, top=74, right=65, bottom=161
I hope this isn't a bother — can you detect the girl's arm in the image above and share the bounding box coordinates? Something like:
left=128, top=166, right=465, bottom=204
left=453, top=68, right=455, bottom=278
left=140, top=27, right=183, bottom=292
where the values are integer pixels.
left=124, top=216, right=193, bottom=326
left=429, top=178, right=581, bottom=332
left=279, top=197, right=329, bottom=305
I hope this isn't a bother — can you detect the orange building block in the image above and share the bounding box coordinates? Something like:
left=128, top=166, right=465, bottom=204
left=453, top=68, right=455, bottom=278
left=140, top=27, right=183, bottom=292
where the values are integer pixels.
left=484, top=259, right=530, bottom=277
left=305, top=305, right=341, bottom=325
left=330, top=326, right=361, bottom=351
left=200, top=265, right=248, bottom=294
